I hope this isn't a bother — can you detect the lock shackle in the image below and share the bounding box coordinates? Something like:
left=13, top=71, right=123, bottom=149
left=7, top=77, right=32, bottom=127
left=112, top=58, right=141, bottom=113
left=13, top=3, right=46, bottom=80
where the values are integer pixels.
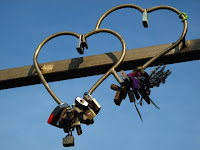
left=34, top=31, right=79, bottom=105
left=84, top=28, right=126, bottom=95
left=95, top=4, right=188, bottom=69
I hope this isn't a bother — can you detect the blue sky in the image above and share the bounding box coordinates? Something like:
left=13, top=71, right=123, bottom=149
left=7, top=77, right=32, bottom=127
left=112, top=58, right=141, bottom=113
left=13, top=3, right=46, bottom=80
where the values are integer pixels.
left=0, top=0, right=200, bottom=150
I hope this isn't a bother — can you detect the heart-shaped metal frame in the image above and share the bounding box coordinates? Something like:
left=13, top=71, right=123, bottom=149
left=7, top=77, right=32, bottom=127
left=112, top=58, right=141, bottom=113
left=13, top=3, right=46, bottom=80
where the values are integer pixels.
left=95, top=4, right=188, bottom=69
left=34, top=29, right=126, bottom=105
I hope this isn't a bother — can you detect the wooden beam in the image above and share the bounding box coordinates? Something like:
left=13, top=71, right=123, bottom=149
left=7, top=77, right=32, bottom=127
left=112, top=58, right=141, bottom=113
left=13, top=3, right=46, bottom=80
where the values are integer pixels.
left=0, top=39, right=200, bottom=90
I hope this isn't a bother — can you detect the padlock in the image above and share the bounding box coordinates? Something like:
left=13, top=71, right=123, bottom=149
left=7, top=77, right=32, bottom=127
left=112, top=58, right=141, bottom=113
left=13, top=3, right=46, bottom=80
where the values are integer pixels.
left=114, top=90, right=122, bottom=105
left=47, top=103, right=69, bottom=127
left=63, top=132, right=74, bottom=147
left=71, top=117, right=81, bottom=127
left=58, top=108, right=72, bottom=133
left=120, top=71, right=136, bottom=101
left=89, top=98, right=101, bottom=114
left=83, top=92, right=101, bottom=114
left=85, top=109, right=96, bottom=120
left=110, top=84, right=119, bottom=91
left=81, top=34, right=88, bottom=49
left=142, top=9, right=148, bottom=28
left=65, top=107, right=75, bottom=120
left=80, top=114, right=94, bottom=125
left=120, top=70, right=129, bottom=80
left=59, top=108, right=75, bottom=133
left=75, top=96, right=89, bottom=109
left=110, top=83, right=127, bottom=105
left=76, top=126, right=82, bottom=136
left=71, top=117, right=82, bottom=135
left=119, top=84, right=127, bottom=99
left=76, top=34, right=88, bottom=54
left=127, top=89, right=135, bottom=103
left=120, top=71, right=133, bottom=91
left=76, top=35, right=84, bottom=54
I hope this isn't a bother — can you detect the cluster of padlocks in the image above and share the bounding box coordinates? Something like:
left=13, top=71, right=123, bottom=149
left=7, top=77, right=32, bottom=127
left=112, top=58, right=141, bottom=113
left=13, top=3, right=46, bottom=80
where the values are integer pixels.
left=47, top=93, right=100, bottom=146
left=111, top=65, right=171, bottom=121
left=34, top=3, right=187, bottom=147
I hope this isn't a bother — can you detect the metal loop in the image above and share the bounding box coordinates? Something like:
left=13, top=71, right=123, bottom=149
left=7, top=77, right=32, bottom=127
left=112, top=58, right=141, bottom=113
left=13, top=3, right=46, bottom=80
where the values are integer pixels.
left=95, top=4, right=188, bottom=69
left=84, top=29, right=126, bottom=94
left=95, top=4, right=144, bottom=30
left=143, top=6, right=188, bottom=69
left=34, top=31, right=79, bottom=105
left=34, top=29, right=126, bottom=103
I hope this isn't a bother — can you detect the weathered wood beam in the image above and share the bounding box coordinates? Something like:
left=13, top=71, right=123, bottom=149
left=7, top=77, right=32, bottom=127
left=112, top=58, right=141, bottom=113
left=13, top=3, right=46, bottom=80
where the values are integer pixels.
left=0, top=39, right=200, bottom=90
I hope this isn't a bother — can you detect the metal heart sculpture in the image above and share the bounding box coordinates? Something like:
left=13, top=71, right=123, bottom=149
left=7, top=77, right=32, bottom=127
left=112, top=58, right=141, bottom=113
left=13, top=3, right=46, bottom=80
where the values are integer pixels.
left=95, top=4, right=188, bottom=121
left=33, top=4, right=188, bottom=147
left=33, top=28, right=126, bottom=147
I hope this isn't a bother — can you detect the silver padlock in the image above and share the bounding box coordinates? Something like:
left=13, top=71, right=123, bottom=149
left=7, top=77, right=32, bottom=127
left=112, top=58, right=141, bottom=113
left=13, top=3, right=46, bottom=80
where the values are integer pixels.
left=76, top=35, right=84, bottom=54
left=76, top=34, right=88, bottom=54
left=63, top=132, right=74, bottom=147
left=75, top=96, right=89, bottom=109
left=142, top=9, right=148, bottom=28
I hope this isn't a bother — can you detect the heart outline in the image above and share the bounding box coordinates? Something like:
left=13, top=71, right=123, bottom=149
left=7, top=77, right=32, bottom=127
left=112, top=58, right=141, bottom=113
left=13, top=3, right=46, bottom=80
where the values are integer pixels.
left=95, top=4, right=188, bottom=69
left=33, top=29, right=126, bottom=105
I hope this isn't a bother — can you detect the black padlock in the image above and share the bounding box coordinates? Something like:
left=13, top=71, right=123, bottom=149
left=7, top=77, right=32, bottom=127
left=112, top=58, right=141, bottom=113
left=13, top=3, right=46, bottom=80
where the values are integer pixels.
left=63, top=132, right=74, bottom=147
left=47, top=103, right=69, bottom=127
left=76, top=35, right=84, bottom=54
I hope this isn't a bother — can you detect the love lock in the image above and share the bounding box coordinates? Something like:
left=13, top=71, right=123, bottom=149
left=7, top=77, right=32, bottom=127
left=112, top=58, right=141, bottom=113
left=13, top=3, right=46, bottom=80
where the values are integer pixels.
left=95, top=4, right=188, bottom=121
left=34, top=28, right=126, bottom=146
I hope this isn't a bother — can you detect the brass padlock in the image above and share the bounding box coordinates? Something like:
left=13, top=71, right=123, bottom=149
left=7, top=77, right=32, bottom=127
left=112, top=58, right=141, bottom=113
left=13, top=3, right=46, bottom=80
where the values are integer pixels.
left=63, top=132, right=74, bottom=147
left=71, top=117, right=82, bottom=136
left=84, top=92, right=101, bottom=114
left=80, top=114, right=94, bottom=125
left=65, top=108, right=75, bottom=120
left=85, top=109, right=96, bottom=120
left=89, top=98, right=101, bottom=114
